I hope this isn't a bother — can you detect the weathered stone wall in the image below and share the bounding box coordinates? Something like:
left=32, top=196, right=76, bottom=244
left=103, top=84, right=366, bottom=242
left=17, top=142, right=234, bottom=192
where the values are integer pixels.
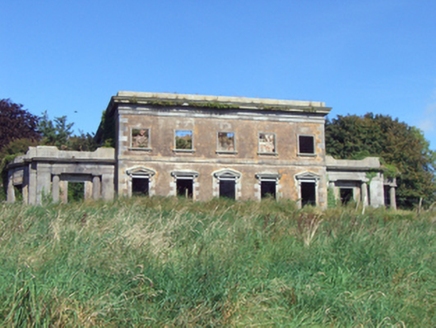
left=115, top=101, right=329, bottom=207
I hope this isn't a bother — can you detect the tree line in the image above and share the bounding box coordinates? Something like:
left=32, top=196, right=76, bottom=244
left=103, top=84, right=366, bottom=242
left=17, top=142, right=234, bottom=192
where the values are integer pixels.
left=1, top=98, right=435, bottom=207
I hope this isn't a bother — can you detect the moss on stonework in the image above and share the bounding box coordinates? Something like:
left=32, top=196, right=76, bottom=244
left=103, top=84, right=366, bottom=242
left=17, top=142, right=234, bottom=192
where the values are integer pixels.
left=127, top=98, right=318, bottom=112
left=144, top=100, right=238, bottom=109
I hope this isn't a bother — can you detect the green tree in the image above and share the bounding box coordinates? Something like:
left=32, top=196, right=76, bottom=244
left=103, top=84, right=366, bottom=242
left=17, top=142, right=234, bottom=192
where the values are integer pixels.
left=68, top=131, right=98, bottom=151
left=38, top=111, right=74, bottom=149
left=326, top=113, right=436, bottom=208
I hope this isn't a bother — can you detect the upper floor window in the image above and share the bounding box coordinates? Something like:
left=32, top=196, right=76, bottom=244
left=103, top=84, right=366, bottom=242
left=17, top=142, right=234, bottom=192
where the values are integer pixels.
left=217, top=132, right=236, bottom=153
left=175, top=130, right=193, bottom=151
left=131, top=128, right=150, bottom=149
left=298, top=135, right=315, bottom=155
left=258, top=132, right=276, bottom=155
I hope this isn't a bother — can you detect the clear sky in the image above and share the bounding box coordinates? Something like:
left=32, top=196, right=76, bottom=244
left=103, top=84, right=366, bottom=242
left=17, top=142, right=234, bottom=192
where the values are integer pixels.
left=1, top=1, right=436, bottom=150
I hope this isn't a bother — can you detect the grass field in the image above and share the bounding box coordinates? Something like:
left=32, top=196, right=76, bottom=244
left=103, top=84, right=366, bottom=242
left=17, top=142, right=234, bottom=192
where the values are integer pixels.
left=0, top=197, right=435, bottom=327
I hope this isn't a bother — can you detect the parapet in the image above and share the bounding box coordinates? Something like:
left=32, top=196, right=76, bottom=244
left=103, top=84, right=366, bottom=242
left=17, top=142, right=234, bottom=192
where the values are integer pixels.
left=325, top=155, right=381, bottom=171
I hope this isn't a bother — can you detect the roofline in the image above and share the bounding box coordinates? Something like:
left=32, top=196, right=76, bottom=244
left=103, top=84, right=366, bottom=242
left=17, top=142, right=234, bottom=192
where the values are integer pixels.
left=107, top=91, right=332, bottom=115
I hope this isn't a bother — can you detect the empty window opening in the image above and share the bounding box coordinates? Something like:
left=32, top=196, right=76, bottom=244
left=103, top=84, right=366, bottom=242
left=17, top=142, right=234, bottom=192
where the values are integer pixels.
left=132, top=178, right=149, bottom=196
left=177, top=179, right=193, bottom=198
left=217, top=132, right=235, bottom=152
left=340, top=188, right=353, bottom=205
left=219, top=180, right=236, bottom=199
left=258, top=133, right=276, bottom=153
left=175, top=130, right=193, bottom=150
left=131, top=128, right=150, bottom=148
left=299, top=136, right=315, bottom=154
left=261, top=181, right=276, bottom=199
left=301, top=182, right=316, bottom=206
left=68, top=182, right=84, bottom=202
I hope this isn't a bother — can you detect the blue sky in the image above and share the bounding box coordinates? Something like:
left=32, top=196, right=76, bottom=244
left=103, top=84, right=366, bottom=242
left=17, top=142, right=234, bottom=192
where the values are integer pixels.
left=1, top=1, right=436, bottom=150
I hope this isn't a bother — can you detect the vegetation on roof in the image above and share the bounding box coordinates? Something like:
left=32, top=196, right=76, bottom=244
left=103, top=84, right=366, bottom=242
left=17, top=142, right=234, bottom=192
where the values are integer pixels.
left=127, top=97, right=319, bottom=112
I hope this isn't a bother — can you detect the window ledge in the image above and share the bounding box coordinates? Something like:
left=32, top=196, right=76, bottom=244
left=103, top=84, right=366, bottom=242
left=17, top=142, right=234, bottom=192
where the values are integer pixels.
left=216, top=151, right=238, bottom=155
left=258, top=152, right=278, bottom=156
left=129, top=147, right=152, bottom=152
left=298, top=153, right=317, bottom=157
left=173, top=149, right=196, bottom=153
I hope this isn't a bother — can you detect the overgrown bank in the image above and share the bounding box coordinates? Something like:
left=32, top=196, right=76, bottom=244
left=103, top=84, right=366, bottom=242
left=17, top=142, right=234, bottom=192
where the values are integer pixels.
left=0, top=198, right=435, bottom=326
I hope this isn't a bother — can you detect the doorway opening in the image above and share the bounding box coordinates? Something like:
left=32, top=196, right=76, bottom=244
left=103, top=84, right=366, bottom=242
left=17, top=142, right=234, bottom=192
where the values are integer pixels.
left=340, top=188, right=353, bottom=205
left=68, top=182, right=84, bottom=202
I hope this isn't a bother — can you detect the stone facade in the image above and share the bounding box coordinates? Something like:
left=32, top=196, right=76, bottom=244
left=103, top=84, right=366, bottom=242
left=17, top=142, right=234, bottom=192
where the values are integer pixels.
left=105, top=92, right=332, bottom=207
left=6, top=91, right=395, bottom=207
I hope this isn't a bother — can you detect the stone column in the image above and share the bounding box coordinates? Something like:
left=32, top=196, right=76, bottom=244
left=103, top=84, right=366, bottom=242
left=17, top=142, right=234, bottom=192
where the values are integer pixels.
left=390, top=186, right=397, bottom=210
left=22, top=166, right=29, bottom=205
left=7, top=173, right=15, bottom=203
left=92, top=175, right=101, bottom=200
left=52, top=175, right=60, bottom=203
left=84, top=181, right=93, bottom=200
left=36, top=169, right=51, bottom=205
left=328, top=181, right=335, bottom=201
left=28, top=163, right=37, bottom=205
left=60, top=180, right=68, bottom=204
left=361, top=182, right=368, bottom=207
left=102, top=174, right=114, bottom=201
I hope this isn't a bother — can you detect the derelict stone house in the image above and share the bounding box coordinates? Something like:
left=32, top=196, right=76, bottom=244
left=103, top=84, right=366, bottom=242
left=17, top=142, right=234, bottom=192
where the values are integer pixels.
left=6, top=91, right=397, bottom=208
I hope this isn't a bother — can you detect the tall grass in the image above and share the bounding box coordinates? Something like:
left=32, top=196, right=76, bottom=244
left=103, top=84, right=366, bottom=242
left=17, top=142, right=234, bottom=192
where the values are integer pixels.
left=0, top=197, right=435, bottom=327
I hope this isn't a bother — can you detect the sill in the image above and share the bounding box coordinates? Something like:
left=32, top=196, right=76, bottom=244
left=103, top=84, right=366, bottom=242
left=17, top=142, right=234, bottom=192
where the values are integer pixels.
left=129, top=147, right=152, bottom=152
left=216, top=151, right=238, bottom=155
left=173, top=149, right=195, bottom=153
left=258, top=152, right=278, bottom=156
left=298, top=153, right=317, bottom=157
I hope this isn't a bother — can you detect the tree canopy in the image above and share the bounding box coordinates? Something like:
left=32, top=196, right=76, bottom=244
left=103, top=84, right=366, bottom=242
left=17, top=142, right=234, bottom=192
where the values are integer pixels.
left=0, top=99, right=41, bottom=152
left=325, top=113, right=436, bottom=208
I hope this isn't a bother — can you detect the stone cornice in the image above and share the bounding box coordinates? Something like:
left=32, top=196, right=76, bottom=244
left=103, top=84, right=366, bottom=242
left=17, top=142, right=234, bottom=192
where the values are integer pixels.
left=109, top=91, right=332, bottom=116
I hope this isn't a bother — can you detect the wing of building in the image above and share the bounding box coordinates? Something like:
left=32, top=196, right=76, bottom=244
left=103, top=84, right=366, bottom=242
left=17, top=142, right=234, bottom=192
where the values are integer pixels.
left=6, top=91, right=397, bottom=208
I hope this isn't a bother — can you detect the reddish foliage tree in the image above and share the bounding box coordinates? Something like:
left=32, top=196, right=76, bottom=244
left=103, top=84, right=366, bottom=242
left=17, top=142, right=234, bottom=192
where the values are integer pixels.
left=0, top=99, right=41, bottom=152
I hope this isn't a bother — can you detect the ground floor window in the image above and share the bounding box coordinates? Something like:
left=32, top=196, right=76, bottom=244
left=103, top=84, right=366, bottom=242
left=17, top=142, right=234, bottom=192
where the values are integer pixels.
left=127, top=167, right=156, bottom=198
left=171, top=170, right=198, bottom=199
left=219, top=180, right=235, bottom=199
left=340, top=188, right=353, bottom=204
left=213, top=169, right=241, bottom=200
left=176, top=179, right=193, bottom=198
left=132, top=177, right=149, bottom=196
left=261, top=181, right=276, bottom=199
left=301, top=182, right=316, bottom=206
left=256, top=173, right=281, bottom=200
